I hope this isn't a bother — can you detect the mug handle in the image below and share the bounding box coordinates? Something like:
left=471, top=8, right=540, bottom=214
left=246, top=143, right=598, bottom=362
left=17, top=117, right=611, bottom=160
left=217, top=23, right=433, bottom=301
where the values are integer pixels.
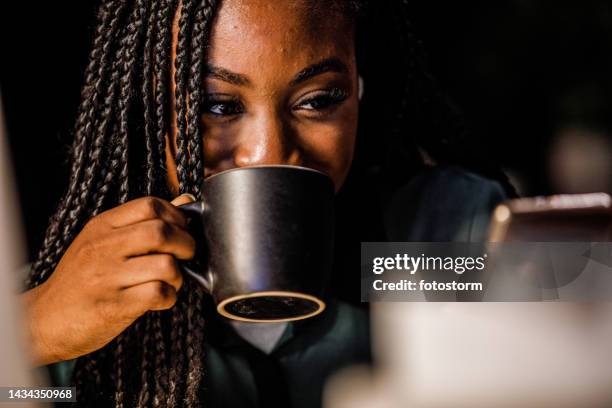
left=177, top=201, right=213, bottom=293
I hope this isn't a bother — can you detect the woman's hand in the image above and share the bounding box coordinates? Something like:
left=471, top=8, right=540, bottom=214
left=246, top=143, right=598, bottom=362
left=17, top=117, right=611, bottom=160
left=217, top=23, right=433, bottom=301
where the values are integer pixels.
left=22, top=194, right=196, bottom=366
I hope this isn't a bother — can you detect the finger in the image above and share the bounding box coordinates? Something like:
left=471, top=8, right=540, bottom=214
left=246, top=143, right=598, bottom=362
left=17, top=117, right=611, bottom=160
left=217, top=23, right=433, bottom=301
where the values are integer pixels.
left=119, top=254, right=184, bottom=292
left=114, top=218, right=196, bottom=260
left=170, top=193, right=196, bottom=206
left=97, top=196, right=188, bottom=229
left=119, top=281, right=178, bottom=317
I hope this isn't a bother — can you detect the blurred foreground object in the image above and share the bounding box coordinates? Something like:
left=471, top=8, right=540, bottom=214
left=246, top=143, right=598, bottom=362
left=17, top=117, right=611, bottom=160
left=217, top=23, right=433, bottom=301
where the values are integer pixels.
left=0, top=100, right=42, bottom=406
left=326, top=193, right=612, bottom=407
left=489, top=193, right=612, bottom=241
left=325, top=303, right=612, bottom=408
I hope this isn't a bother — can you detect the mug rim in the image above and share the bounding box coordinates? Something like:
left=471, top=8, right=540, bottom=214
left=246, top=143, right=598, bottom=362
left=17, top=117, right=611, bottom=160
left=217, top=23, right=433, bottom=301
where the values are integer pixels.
left=217, top=291, right=326, bottom=323
left=204, top=164, right=328, bottom=181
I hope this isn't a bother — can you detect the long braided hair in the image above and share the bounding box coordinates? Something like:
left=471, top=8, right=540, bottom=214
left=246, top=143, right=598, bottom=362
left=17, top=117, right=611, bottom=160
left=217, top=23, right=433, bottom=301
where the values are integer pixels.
left=26, top=0, right=514, bottom=406
left=26, top=0, right=216, bottom=406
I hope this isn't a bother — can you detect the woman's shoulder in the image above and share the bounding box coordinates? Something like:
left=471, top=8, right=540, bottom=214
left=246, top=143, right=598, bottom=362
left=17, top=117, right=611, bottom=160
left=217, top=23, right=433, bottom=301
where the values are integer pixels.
left=384, top=165, right=508, bottom=242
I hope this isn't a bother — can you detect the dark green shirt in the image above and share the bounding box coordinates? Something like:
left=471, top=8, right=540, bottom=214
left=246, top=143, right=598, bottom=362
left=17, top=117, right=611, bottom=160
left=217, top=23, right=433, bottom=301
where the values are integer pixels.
left=202, top=300, right=370, bottom=408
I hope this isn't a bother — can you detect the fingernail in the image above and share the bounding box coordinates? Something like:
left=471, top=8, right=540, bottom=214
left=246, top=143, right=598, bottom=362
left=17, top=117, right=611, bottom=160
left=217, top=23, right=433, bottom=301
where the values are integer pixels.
left=180, top=193, right=197, bottom=202
left=170, top=193, right=197, bottom=206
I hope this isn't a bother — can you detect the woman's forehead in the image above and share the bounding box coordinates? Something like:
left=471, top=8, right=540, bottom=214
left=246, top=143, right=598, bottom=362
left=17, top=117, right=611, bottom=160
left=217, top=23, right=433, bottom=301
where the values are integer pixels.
left=207, top=0, right=355, bottom=76
left=172, top=0, right=355, bottom=75
left=212, top=0, right=352, bottom=29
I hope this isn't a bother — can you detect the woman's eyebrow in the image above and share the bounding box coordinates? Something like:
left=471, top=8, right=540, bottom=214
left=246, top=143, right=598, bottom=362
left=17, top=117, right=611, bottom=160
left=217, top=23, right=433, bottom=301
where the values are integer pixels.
left=203, top=57, right=348, bottom=87
left=205, top=65, right=251, bottom=86
left=290, top=58, right=348, bottom=86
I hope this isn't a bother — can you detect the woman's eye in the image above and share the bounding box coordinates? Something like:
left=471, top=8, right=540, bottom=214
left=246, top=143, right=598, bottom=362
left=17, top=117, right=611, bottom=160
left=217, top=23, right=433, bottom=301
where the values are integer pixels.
left=295, top=88, right=348, bottom=112
left=201, top=97, right=244, bottom=116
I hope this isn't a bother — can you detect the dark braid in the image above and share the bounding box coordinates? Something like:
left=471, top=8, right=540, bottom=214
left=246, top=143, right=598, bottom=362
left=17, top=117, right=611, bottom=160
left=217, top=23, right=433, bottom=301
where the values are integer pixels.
left=166, top=10, right=199, bottom=403
left=184, top=284, right=200, bottom=407
left=91, top=122, right=122, bottom=216
left=31, top=6, right=135, bottom=400
left=153, top=0, right=176, bottom=196
left=183, top=4, right=216, bottom=405
left=185, top=285, right=207, bottom=405
left=134, top=9, right=159, bottom=405
left=80, top=10, right=132, bottom=218
left=116, top=0, right=147, bottom=203
left=136, top=315, right=152, bottom=407
left=149, top=4, right=177, bottom=403
left=53, top=4, right=131, bottom=406
left=174, top=0, right=195, bottom=194
left=112, top=1, right=149, bottom=406
left=142, top=0, right=160, bottom=195
left=166, top=291, right=187, bottom=408
left=150, top=312, right=168, bottom=408
left=186, top=0, right=216, bottom=198
left=65, top=47, right=122, bottom=232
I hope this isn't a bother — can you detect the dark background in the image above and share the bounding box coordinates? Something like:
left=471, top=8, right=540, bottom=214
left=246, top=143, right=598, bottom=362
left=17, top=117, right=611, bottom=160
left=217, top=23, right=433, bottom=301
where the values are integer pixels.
left=2, top=0, right=612, bottom=261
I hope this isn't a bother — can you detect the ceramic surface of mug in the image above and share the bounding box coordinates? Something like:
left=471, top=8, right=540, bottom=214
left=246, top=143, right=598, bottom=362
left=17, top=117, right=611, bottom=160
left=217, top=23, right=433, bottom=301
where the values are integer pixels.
left=179, top=165, right=335, bottom=322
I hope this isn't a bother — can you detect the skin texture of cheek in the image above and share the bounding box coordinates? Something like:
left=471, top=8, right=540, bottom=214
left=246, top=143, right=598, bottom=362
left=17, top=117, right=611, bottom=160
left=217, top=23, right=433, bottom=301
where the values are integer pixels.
left=165, top=0, right=359, bottom=194
left=292, top=107, right=358, bottom=191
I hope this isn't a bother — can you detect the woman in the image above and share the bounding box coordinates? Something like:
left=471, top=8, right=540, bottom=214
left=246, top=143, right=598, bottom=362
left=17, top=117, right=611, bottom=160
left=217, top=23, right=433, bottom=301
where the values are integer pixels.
left=22, top=0, right=513, bottom=406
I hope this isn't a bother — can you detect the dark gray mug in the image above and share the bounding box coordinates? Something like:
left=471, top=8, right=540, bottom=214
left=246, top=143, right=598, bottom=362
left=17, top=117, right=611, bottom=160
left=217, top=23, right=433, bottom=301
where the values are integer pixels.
left=179, top=165, right=334, bottom=322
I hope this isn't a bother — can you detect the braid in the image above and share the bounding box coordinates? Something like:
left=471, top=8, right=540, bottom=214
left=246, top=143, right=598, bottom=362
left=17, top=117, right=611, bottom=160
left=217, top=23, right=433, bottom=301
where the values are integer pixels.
left=151, top=312, right=169, bottom=408
left=136, top=315, right=152, bottom=408
left=111, top=2, right=149, bottom=407
left=91, top=124, right=121, bottom=216
left=186, top=0, right=216, bottom=198
left=142, top=0, right=160, bottom=196
left=184, top=3, right=218, bottom=403
left=62, top=49, right=122, bottom=236
left=184, top=283, right=200, bottom=407
left=113, top=332, right=128, bottom=408
left=167, top=299, right=184, bottom=407
left=33, top=2, right=109, bottom=253
left=49, top=2, right=132, bottom=405
left=86, top=18, right=134, bottom=216
left=149, top=4, right=173, bottom=380
left=166, top=291, right=187, bottom=408
left=154, top=0, right=176, bottom=195
left=73, top=346, right=113, bottom=407
left=185, top=284, right=206, bottom=406
left=116, top=0, right=147, bottom=204
left=174, top=0, right=195, bottom=194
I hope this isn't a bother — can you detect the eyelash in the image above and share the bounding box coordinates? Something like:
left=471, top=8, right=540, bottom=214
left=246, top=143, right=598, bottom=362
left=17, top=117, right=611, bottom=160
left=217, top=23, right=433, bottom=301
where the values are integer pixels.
left=201, top=96, right=244, bottom=116
left=294, top=88, right=348, bottom=112
left=200, top=88, right=349, bottom=118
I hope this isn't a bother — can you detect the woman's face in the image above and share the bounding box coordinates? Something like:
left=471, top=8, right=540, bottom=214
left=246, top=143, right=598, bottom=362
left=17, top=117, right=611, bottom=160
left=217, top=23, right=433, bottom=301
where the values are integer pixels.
left=166, top=0, right=359, bottom=193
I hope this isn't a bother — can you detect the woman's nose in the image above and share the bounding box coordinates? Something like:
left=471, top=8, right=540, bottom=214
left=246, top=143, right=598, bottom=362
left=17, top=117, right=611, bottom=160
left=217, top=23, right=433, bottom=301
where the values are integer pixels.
left=233, top=115, right=301, bottom=167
